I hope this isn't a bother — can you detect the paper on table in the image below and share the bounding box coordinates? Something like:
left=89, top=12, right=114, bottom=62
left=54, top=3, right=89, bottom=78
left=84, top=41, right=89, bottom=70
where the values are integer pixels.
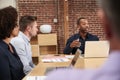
left=65, top=55, right=83, bottom=59
left=26, top=76, right=46, bottom=80
left=41, top=56, right=70, bottom=63
left=65, top=55, right=74, bottom=59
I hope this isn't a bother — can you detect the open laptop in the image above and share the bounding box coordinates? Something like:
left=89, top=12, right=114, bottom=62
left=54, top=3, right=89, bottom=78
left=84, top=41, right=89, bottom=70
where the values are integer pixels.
left=82, top=41, right=110, bottom=58
left=45, top=49, right=81, bottom=74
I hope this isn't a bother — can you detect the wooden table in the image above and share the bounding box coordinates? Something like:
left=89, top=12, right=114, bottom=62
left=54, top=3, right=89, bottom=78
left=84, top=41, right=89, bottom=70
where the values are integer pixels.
left=23, top=55, right=107, bottom=80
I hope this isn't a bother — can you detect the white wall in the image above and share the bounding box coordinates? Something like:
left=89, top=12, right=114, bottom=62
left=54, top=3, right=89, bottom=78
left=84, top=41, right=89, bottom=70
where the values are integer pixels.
left=0, top=0, right=16, bottom=9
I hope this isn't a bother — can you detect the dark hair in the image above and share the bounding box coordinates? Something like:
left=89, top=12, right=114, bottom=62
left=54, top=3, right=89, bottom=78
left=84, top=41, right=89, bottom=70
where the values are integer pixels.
left=19, top=15, right=37, bottom=32
left=0, top=6, right=18, bottom=40
left=77, top=17, right=86, bottom=25
left=100, top=0, right=120, bottom=38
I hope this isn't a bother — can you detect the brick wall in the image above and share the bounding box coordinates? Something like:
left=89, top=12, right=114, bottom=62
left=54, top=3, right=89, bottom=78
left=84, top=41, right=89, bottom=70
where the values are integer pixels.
left=68, top=0, right=106, bottom=40
left=18, top=0, right=106, bottom=54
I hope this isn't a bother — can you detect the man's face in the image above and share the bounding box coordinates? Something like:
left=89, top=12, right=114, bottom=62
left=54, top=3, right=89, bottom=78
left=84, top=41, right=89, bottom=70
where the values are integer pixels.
left=78, top=19, right=89, bottom=33
left=29, top=21, right=38, bottom=37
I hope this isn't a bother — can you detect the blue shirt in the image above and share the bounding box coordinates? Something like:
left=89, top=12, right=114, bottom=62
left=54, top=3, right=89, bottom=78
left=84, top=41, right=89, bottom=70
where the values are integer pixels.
left=64, top=33, right=99, bottom=54
left=11, top=31, right=35, bottom=75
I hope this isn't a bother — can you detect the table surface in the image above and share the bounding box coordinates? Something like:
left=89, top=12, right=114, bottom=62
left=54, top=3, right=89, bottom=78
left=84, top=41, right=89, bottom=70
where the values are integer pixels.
left=22, top=55, right=107, bottom=80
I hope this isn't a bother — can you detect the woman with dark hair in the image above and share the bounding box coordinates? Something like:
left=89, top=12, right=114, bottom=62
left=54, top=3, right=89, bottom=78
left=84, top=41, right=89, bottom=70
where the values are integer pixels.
left=0, top=6, right=25, bottom=80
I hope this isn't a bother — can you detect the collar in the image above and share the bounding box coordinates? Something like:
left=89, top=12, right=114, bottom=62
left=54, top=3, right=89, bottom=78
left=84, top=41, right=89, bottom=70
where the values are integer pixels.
left=19, top=31, right=30, bottom=43
left=78, top=32, right=90, bottom=39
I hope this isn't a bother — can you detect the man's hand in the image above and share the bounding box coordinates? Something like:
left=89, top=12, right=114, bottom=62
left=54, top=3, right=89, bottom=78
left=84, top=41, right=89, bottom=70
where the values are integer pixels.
left=70, top=40, right=81, bottom=48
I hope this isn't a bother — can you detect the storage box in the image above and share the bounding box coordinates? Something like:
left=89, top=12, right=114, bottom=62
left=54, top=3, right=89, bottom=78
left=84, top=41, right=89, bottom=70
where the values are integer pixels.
left=37, top=33, right=58, bottom=54
left=31, top=45, right=40, bottom=57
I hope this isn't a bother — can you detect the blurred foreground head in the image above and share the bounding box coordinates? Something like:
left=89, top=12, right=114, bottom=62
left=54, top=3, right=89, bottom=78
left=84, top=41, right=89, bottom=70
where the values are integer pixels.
left=99, top=0, right=120, bottom=39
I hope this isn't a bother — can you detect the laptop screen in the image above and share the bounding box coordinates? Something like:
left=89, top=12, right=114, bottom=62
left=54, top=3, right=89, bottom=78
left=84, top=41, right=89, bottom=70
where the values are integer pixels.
left=84, top=41, right=109, bottom=58
left=45, top=49, right=81, bottom=74
left=69, top=49, right=81, bottom=67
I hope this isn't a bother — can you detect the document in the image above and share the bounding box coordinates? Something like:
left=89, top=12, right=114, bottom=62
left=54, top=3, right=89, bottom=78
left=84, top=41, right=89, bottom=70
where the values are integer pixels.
left=26, top=76, right=46, bottom=80
left=65, top=55, right=74, bottom=59
left=41, top=55, right=70, bottom=62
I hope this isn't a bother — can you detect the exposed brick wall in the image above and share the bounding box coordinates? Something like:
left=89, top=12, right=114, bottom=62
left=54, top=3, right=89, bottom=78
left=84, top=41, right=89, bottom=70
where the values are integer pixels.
left=68, top=0, right=106, bottom=40
left=18, top=0, right=106, bottom=54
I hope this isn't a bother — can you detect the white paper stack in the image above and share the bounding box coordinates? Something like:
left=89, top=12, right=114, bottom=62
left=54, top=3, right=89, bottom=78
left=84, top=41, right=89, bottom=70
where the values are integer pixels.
left=26, top=76, right=46, bottom=80
left=42, top=58, right=69, bottom=63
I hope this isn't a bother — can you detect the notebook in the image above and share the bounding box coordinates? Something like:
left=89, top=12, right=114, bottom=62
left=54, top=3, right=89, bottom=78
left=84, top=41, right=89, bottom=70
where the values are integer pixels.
left=44, top=49, right=81, bottom=74
left=83, top=41, right=110, bottom=58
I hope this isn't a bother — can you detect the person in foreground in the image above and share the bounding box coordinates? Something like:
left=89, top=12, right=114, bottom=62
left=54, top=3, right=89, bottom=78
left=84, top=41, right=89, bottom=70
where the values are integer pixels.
left=64, top=17, right=99, bottom=54
left=45, top=0, right=120, bottom=80
left=11, top=15, right=38, bottom=74
left=0, top=6, right=25, bottom=80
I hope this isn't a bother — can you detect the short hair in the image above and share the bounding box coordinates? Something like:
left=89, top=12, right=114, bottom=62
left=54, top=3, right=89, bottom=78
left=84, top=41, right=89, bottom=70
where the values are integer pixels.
left=99, top=0, right=120, bottom=38
left=19, top=15, right=37, bottom=32
left=0, top=6, right=18, bottom=40
left=77, top=17, right=87, bottom=25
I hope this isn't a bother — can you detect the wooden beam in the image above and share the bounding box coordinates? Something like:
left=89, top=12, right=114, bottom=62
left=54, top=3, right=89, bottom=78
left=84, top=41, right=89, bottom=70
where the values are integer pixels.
left=64, top=0, right=69, bottom=46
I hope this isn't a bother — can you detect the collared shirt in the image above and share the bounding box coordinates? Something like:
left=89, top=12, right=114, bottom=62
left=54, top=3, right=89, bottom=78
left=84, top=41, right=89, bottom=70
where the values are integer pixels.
left=64, top=33, right=99, bottom=54
left=45, top=51, right=120, bottom=80
left=11, top=31, right=35, bottom=75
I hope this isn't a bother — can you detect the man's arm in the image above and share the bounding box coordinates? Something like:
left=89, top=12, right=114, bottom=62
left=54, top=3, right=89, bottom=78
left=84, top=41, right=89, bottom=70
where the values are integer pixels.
left=64, top=38, right=79, bottom=54
left=11, top=40, right=33, bottom=75
left=93, top=35, right=99, bottom=41
left=63, top=42, right=74, bottom=54
left=63, top=36, right=75, bottom=54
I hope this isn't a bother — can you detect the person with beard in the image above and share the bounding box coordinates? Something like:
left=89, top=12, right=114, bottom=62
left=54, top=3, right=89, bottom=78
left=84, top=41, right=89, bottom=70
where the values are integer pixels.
left=64, top=17, right=99, bottom=54
left=11, top=15, right=38, bottom=75
left=44, top=0, right=120, bottom=80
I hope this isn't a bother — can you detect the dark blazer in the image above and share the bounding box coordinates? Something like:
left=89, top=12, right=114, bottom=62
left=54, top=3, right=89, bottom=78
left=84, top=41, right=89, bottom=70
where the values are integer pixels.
left=64, top=33, right=99, bottom=54
left=0, top=40, right=25, bottom=80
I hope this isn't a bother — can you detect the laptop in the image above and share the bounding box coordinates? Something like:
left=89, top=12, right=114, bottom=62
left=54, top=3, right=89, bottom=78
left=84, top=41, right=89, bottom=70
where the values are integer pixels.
left=45, top=49, right=81, bottom=74
left=83, top=41, right=110, bottom=58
